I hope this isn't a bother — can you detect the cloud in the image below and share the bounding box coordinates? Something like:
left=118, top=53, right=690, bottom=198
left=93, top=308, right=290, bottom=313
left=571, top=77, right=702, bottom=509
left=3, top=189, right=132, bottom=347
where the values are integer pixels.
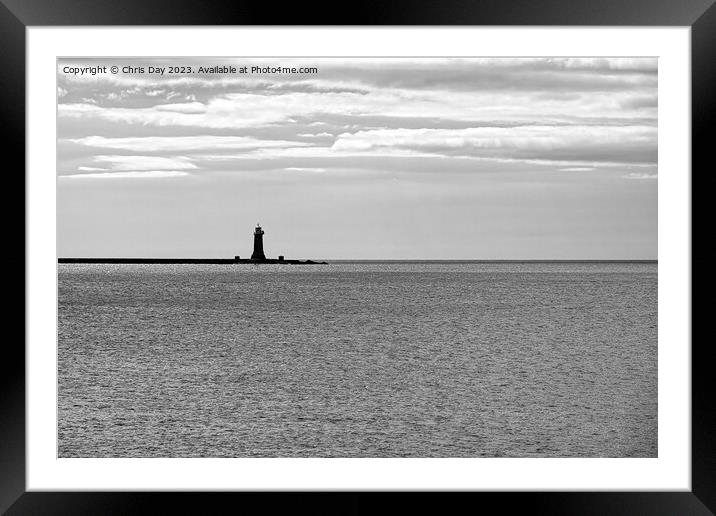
left=57, top=58, right=657, bottom=96
left=296, top=132, right=334, bottom=138
left=154, top=102, right=208, bottom=114
left=330, top=125, right=656, bottom=165
left=60, top=170, right=189, bottom=179
left=57, top=84, right=656, bottom=133
left=623, top=172, right=658, bottom=179
left=284, top=167, right=327, bottom=173
left=560, top=167, right=597, bottom=172
left=91, top=155, right=197, bottom=171
left=77, top=166, right=108, bottom=171
left=66, top=135, right=312, bottom=152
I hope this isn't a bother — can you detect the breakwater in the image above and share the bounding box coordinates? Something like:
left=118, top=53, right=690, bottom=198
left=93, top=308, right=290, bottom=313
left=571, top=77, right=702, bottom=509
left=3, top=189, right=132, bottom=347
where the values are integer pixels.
left=58, top=258, right=327, bottom=265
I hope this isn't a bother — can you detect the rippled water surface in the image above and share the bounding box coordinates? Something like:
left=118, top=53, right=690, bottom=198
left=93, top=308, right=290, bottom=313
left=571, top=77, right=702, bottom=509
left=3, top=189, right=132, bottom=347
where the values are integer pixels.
left=58, top=262, right=657, bottom=457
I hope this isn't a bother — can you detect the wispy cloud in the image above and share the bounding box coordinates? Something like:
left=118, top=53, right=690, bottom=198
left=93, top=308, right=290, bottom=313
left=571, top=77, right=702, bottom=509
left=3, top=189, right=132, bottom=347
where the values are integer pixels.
left=77, top=166, right=108, bottom=171
left=67, top=135, right=312, bottom=152
left=623, top=172, right=658, bottom=179
left=153, top=102, right=208, bottom=114
left=91, top=155, right=197, bottom=171
left=284, top=167, right=327, bottom=173
left=61, top=170, right=190, bottom=179
left=331, top=125, right=656, bottom=164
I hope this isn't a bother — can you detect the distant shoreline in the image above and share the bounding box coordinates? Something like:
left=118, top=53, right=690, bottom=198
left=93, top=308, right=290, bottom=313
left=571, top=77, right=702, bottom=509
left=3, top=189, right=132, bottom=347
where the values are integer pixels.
left=58, top=258, right=656, bottom=264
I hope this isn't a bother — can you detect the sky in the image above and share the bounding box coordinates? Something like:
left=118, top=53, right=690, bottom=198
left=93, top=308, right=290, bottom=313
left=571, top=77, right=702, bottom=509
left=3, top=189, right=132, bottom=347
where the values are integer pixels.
left=57, top=57, right=657, bottom=259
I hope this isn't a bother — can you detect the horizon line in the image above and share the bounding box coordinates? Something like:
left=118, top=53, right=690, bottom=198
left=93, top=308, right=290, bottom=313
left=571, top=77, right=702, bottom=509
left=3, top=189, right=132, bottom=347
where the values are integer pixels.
left=58, top=257, right=657, bottom=263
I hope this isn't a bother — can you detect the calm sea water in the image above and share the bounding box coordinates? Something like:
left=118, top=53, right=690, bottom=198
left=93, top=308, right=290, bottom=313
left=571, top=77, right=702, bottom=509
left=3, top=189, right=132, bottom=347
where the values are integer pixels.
left=58, top=262, right=657, bottom=457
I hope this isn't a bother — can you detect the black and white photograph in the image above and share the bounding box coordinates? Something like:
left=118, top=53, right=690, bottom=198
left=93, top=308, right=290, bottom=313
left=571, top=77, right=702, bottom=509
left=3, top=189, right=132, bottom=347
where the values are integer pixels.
left=56, top=57, right=658, bottom=458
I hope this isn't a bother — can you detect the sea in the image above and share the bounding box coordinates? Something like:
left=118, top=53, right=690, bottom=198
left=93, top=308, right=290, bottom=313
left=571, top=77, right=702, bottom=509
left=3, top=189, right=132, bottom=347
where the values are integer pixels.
left=57, top=261, right=657, bottom=458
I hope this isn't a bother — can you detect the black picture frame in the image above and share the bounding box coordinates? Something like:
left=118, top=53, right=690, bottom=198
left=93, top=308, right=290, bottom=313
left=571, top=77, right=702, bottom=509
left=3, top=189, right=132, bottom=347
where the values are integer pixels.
left=4, top=1, right=712, bottom=513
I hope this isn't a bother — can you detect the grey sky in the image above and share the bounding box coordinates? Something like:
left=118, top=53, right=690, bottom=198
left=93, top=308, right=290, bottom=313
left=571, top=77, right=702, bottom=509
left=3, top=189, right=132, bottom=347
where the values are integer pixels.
left=57, top=57, right=657, bottom=259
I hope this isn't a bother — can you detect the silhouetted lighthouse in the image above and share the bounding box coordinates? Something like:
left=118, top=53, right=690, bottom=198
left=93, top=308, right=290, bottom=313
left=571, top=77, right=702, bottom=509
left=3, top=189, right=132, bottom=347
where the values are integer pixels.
left=251, top=224, right=266, bottom=260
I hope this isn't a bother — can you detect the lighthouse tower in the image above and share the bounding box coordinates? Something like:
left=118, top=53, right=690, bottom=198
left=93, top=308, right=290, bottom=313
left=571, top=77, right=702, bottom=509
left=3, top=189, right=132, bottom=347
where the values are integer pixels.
left=251, top=224, right=266, bottom=260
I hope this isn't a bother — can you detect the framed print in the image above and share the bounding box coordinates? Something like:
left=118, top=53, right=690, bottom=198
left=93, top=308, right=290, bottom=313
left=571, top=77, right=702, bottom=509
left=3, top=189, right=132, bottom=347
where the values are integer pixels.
left=5, top=0, right=713, bottom=513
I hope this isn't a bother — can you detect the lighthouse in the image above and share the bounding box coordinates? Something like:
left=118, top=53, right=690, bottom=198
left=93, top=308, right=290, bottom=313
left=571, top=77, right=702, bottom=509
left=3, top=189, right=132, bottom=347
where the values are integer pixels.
left=251, top=224, right=266, bottom=260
